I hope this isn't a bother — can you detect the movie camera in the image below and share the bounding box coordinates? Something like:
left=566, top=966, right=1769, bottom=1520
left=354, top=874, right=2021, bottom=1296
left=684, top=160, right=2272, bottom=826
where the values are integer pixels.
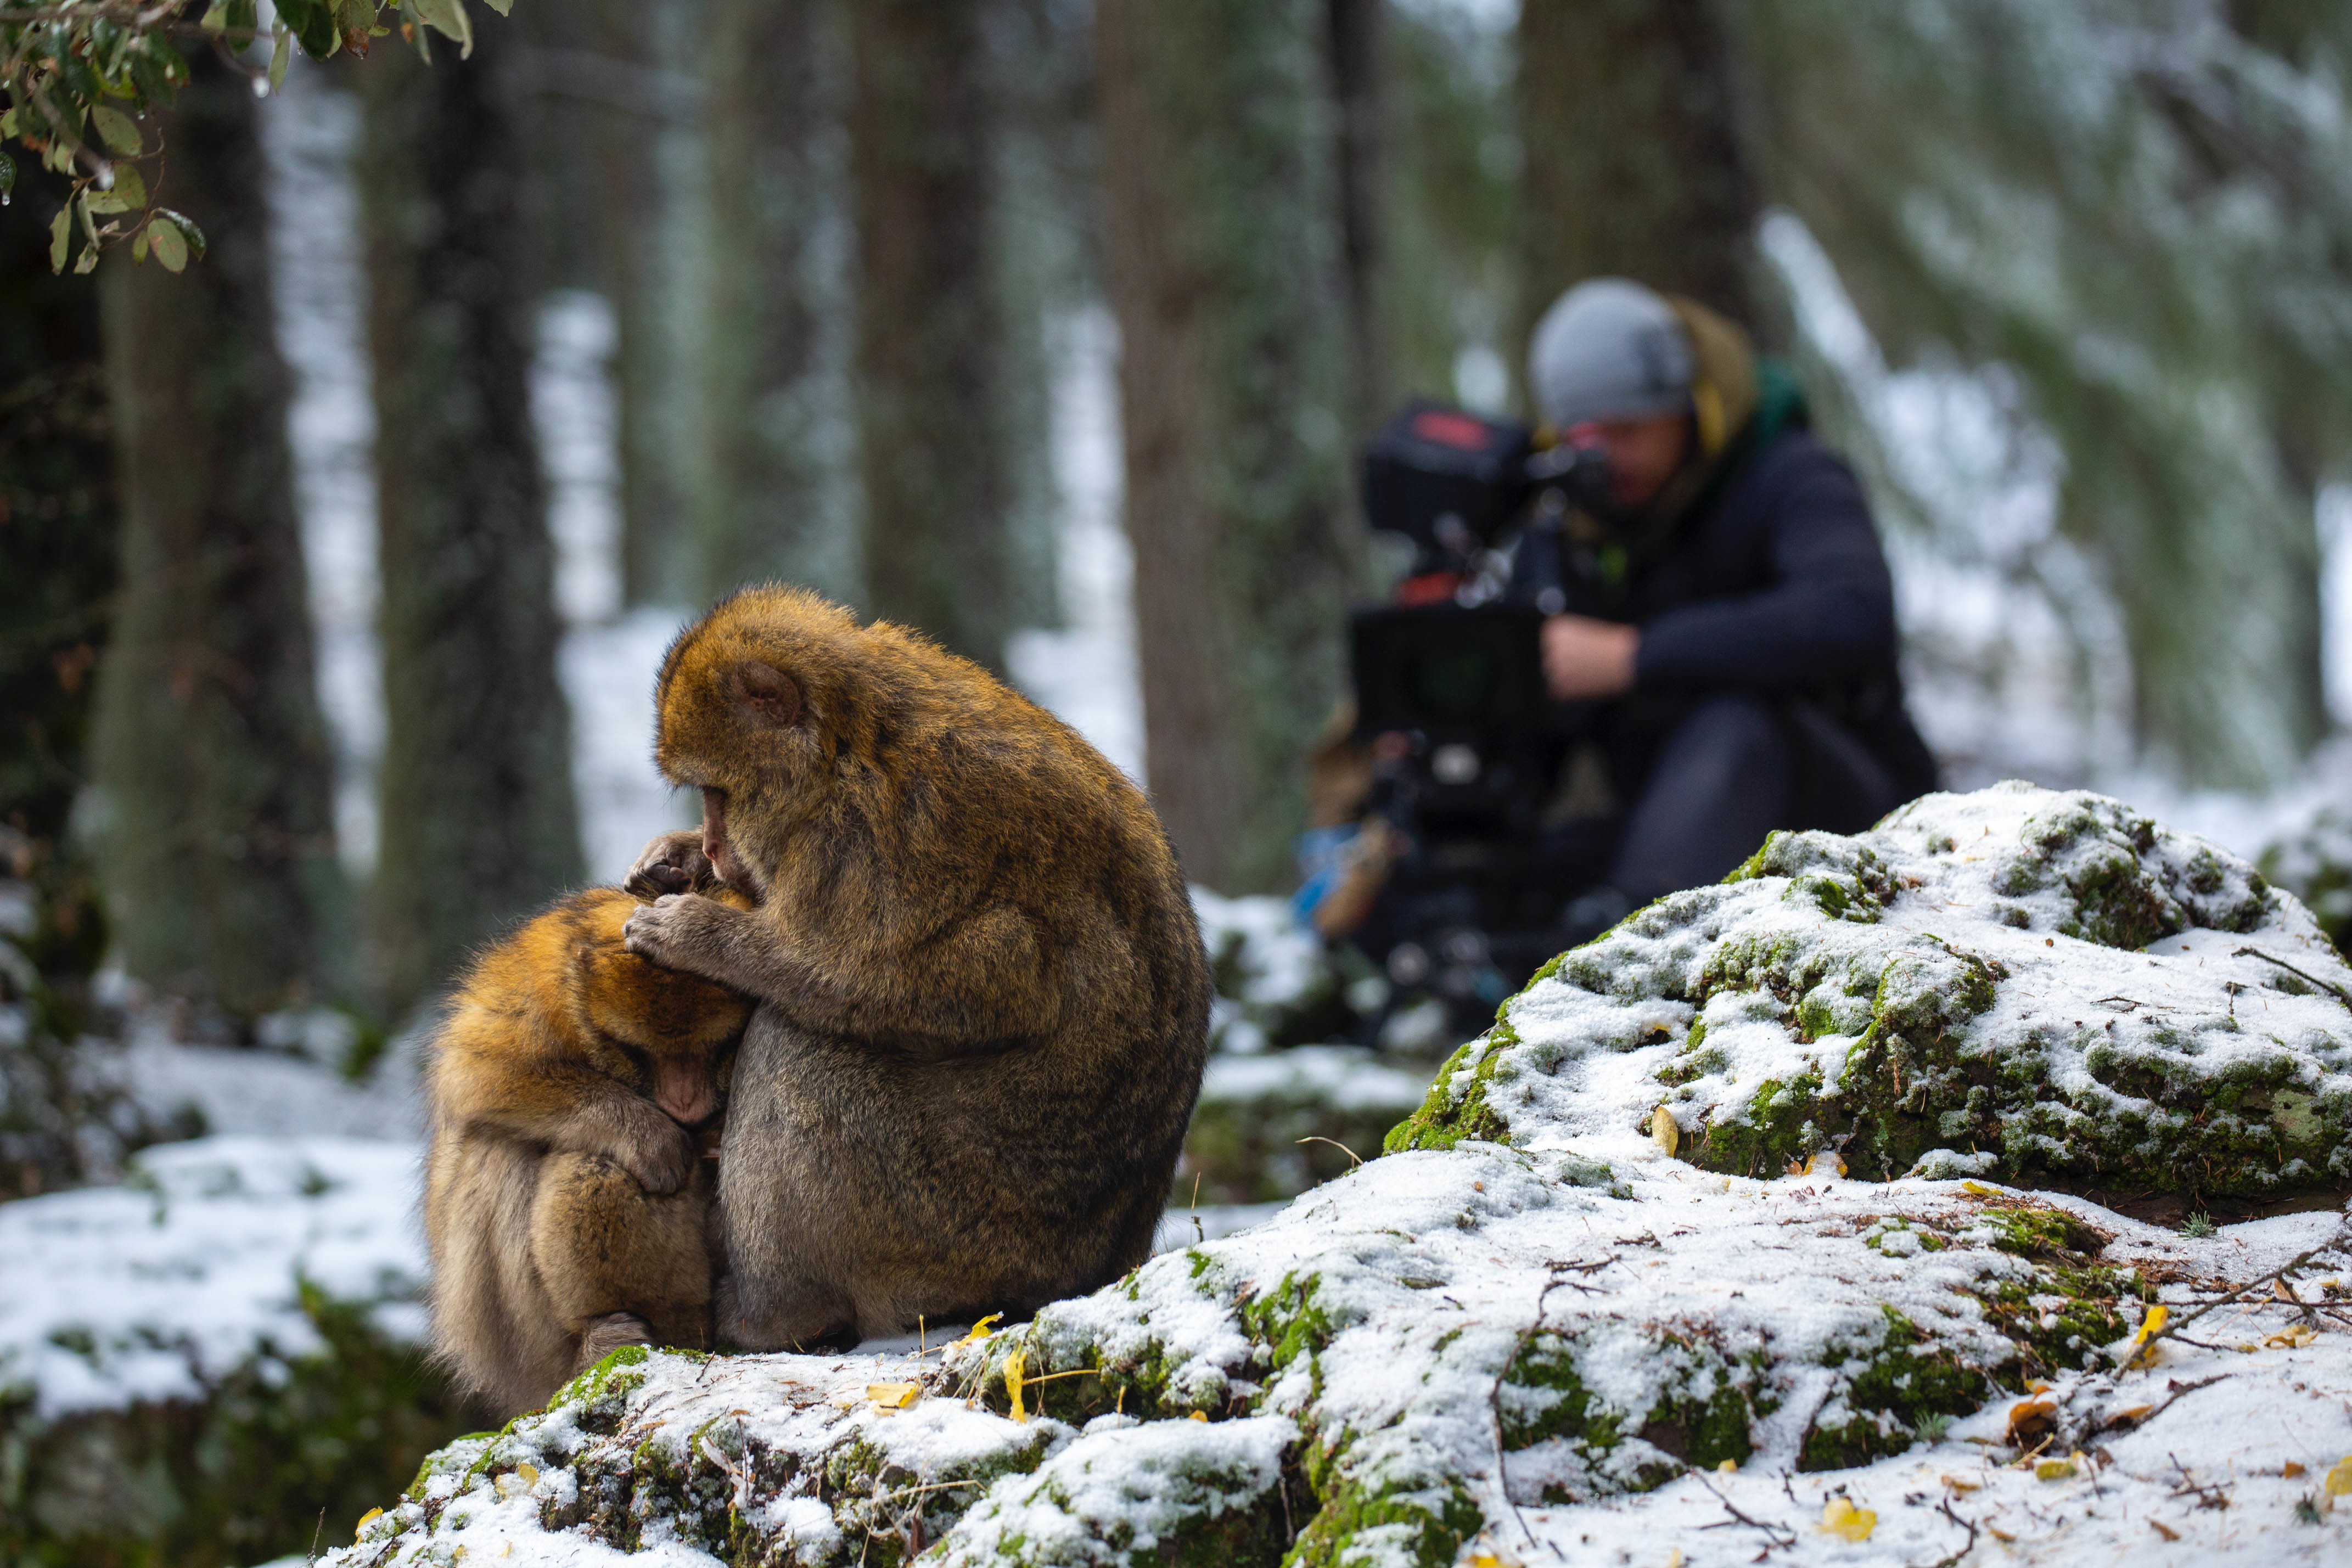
left=1343, top=403, right=1615, bottom=1023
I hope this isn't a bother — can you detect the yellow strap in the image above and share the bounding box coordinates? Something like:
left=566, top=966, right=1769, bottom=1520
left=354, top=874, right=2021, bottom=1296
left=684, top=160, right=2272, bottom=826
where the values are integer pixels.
left=1692, top=378, right=1726, bottom=456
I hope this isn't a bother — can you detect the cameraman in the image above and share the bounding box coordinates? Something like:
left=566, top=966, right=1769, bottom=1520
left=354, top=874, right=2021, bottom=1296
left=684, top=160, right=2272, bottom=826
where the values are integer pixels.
left=1513, top=277, right=1935, bottom=931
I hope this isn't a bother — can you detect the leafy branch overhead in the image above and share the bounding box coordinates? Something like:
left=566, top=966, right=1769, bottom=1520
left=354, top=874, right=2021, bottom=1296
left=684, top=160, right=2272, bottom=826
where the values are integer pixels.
left=2, top=0, right=515, bottom=273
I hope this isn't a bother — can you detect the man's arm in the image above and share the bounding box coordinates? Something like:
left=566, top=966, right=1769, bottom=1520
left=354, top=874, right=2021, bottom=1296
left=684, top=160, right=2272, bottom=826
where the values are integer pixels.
left=1631, top=442, right=1898, bottom=690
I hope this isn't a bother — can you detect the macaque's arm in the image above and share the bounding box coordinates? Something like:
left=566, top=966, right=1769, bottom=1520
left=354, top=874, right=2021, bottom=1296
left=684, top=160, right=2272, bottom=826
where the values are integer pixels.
left=433, top=1036, right=696, bottom=1194
left=622, top=893, right=1059, bottom=1052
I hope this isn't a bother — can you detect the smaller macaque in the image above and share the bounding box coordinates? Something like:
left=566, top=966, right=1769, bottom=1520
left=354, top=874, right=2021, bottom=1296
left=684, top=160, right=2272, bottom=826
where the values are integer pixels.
left=422, top=838, right=753, bottom=1415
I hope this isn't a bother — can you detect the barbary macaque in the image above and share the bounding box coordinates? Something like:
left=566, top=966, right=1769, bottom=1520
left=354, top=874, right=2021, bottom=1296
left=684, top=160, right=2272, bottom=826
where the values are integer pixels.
left=422, top=841, right=753, bottom=1414
left=622, top=584, right=1213, bottom=1350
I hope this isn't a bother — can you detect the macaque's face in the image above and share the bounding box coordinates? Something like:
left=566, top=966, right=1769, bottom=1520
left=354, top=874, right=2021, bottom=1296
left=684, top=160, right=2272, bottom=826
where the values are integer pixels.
left=1581, top=412, right=1693, bottom=509
left=700, top=786, right=749, bottom=891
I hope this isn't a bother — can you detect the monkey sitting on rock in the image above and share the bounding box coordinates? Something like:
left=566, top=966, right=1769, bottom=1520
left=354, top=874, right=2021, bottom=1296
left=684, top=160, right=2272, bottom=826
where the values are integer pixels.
left=622, top=584, right=1213, bottom=1352
left=422, top=841, right=753, bottom=1415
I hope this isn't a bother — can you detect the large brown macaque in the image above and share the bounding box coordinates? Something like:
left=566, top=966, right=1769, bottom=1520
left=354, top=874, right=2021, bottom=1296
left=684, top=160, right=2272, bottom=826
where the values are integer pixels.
left=423, top=842, right=752, bottom=1414
left=622, top=585, right=1212, bottom=1350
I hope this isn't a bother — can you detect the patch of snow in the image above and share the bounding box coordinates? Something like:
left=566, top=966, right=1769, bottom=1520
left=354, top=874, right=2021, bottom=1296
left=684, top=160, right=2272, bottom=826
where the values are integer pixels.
left=0, top=1136, right=424, bottom=1419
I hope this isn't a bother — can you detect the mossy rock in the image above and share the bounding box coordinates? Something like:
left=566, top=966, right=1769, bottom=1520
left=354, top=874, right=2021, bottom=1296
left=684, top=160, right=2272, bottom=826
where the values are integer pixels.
left=1389, top=784, right=2352, bottom=1202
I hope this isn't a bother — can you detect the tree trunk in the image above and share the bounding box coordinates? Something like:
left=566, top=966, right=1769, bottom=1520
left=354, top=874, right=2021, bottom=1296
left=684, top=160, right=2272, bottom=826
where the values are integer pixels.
left=1325, top=0, right=1389, bottom=431
left=362, top=26, right=582, bottom=1018
left=694, top=0, right=856, bottom=606
left=849, top=0, right=1012, bottom=670
left=1097, top=0, right=1356, bottom=893
left=89, top=50, right=345, bottom=1027
left=1517, top=0, right=1760, bottom=336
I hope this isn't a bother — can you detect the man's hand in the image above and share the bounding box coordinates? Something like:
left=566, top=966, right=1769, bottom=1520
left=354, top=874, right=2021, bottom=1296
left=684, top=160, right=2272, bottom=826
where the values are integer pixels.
left=1541, top=614, right=1639, bottom=700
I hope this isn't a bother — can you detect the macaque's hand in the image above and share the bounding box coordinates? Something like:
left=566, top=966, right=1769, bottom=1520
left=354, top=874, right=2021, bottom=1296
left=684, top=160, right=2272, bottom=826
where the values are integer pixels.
left=622, top=892, right=746, bottom=982
left=625, top=830, right=714, bottom=900
left=610, top=1101, right=697, bottom=1195
left=1540, top=614, right=1640, bottom=701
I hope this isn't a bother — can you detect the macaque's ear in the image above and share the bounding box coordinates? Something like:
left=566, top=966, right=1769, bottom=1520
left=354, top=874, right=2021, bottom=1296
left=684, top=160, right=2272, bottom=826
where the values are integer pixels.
left=729, top=661, right=801, bottom=727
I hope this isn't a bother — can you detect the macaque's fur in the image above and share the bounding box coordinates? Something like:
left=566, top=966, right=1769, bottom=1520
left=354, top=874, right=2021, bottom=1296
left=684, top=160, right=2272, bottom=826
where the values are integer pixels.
left=621, top=584, right=1211, bottom=1350
left=424, top=857, right=753, bottom=1415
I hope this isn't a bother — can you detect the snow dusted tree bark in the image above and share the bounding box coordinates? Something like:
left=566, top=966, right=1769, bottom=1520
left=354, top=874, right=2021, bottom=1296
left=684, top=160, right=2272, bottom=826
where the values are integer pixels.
left=1516, top=0, right=1761, bottom=331
left=89, top=50, right=347, bottom=1026
left=693, top=0, right=857, bottom=606
left=1097, top=0, right=1356, bottom=893
left=848, top=0, right=1013, bottom=671
left=1324, top=0, right=1390, bottom=432
left=362, top=25, right=582, bottom=1018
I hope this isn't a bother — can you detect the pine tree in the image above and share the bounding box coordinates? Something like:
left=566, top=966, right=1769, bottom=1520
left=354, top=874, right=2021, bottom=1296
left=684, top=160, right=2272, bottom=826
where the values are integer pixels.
left=88, top=50, right=346, bottom=1026
left=1517, top=0, right=1760, bottom=335
left=362, top=24, right=582, bottom=1017
left=849, top=0, right=1014, bottom=670
left=1097, top=0, right=1356, bottom=892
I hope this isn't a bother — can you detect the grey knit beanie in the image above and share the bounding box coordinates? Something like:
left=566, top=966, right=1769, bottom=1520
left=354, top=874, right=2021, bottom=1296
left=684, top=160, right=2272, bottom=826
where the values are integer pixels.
left=1526, top=278, right=1694, bottom=428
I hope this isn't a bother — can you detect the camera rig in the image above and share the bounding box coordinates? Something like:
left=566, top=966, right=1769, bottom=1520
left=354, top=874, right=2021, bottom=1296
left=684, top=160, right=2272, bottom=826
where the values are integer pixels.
left=1342, top=402, right=1614, bottom=1026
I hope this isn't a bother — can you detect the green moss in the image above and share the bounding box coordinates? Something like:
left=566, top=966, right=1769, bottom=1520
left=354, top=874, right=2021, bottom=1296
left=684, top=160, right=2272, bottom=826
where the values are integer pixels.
left=1287, top=1446, right=1484, bottom=1568
left=1383, top=1025, right=1515, bottom=1154
left=1974, top=1206, right=2108, bottom=1260
left=1799, top=1308, right=1988, bottom=1471
left=1691, top=1070, right=1825, bottom=1178
left=1500, top=1328, right=1759, bottom=1491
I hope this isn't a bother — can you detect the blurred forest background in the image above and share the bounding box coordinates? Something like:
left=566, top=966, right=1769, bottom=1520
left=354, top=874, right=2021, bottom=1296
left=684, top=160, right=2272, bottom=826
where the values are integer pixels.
left=10, top=2, right=2352, bottom=1560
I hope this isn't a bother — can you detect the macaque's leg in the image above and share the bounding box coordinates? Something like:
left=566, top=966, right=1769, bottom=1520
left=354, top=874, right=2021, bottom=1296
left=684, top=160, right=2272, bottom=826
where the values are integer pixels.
left=529, top=1151, right=715, bottom=1356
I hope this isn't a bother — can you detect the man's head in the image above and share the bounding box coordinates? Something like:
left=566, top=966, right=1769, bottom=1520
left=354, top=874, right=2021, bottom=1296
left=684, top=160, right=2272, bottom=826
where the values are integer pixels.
left=1527, top=278, right=1696, bottom=510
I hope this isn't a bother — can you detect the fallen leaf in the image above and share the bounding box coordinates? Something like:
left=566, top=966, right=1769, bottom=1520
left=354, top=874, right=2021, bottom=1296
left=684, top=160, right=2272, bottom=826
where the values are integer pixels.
left=1717, top=1458, right=1737, bottom=1474
left=1820, top=1497, right=1876, bottom=1542
left=1004, top=1351, right=1027, bottom=1424
left=354, top=1508, right=384, bottom=1539
left=1986, top=1524, right=2017, bottom=1543
left=2123, top=1303, right=2169, bottom=1371
left=1941, top=1475, right=1980, bottom=1493
left=2264, top=1324, right=2316, bottom=1350
left=2149, top=1519, right=2180, bottom=1542
left=2036, top=1457, right=2077, bottom=1481
left=2108, top=1404, right=2154, bottom=1428
left=1651, top=1106, right=1679, bottom=1158
left=2006, top=1398, right=2058, bottom=1450
left=2325, top=1455, right=2352, bottom=1497
left=1189, top=1410, right=1209, bottom=1423
left=867, top=1382, right=920, bottom=1409
left=960, top=1313, right=1004, bottom=1346
left=2283, top=1462, right=2307, bottom=1479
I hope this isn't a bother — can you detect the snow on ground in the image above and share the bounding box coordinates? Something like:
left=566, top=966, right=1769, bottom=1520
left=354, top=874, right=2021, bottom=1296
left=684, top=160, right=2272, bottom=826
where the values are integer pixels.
left=0, top=1136, right=426, bottom=1419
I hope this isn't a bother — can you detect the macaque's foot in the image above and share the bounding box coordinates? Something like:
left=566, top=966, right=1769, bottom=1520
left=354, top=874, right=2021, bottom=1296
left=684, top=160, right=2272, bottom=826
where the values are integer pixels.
left=615, top=1113, right=698, bottom=1196
left=575, top=1311, right=653, bottom=1374
left=625, top=830, right=715, bottom=900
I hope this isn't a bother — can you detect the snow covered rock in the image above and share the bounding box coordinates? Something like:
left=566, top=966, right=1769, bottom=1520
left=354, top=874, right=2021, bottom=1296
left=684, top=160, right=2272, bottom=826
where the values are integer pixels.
left=321, top=786, right=2352, bottom=1566
left=1395, top=783, right=2352, bottom=1204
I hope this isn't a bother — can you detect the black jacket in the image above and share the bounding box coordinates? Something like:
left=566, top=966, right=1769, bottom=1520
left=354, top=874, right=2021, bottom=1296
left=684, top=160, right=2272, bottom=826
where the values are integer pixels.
left=1508, top=426, right=1937, bottom=799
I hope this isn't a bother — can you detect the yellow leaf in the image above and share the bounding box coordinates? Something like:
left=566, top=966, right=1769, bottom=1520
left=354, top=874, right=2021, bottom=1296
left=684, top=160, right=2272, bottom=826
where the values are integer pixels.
left=1650, top=1106, right=1679, bottom=1158
left=1941, top=1475, right=1980, bottom=1493
left=1189, top=1410, right=1208, bottom=1423
left=354, top=1507, right=383, bottom=1539
left=2035, top=1458, right=2076, bottom=1481
left=960, top=1313, right=1003, bottom=1346
left=2324, top=1455, right=2352, bottom=1497
left=1004, top=1350, right=1026, bottom=1424
left=867, top=1382, right=920, bottom=1409
left=2264, top=1324, right=2316, bottom=1350
left=2284, top=1462, right=2307, bottom=1479
left=2121, top=1303, right=2167, bottom=1370
left=1716, top=1458, right=1737, bottom=1474
left=1820, top=1497, right=1876, bottom=1542
left=1962, top=1181, right=1999, bottom=1196
left=515, top=1462, right=537, bottom=1485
